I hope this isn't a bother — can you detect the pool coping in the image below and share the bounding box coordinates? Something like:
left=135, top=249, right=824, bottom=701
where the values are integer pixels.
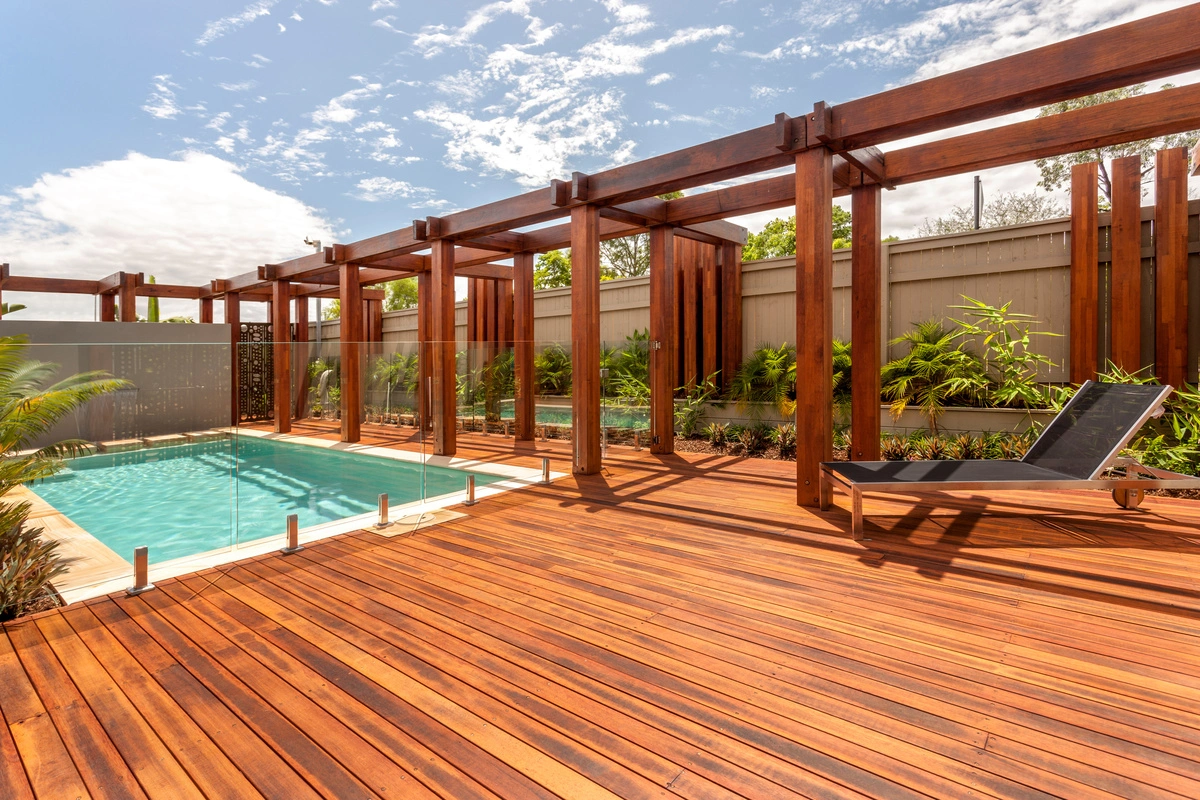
left=28, top=429, right=565, bottom=605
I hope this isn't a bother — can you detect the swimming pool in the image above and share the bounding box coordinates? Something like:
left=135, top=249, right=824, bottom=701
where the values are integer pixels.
left=31, top=436, right=504, bottom=564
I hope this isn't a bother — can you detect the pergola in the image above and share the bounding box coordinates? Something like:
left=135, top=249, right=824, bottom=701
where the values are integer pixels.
left=5, top=5, right=1200, bottom=508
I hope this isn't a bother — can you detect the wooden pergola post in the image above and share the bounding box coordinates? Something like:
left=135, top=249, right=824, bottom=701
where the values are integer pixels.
left=1155, top=147, right=1189, bottom=387
left=1070, top=162, right=1100, bottom=384
left=417, top=271, right=432, bottom=433
left=271, top=279, right=292, bottom=434
left=118, top=273, right=138, bottom=322
left=339, top=263, right=362, bottom=443
left=431, top=239, right=457, bottom=456
left=570, top=204, right=602, bottom=474
left=100, top=294, right=116, bottom=322
left=795, top=146, right=834, bottom=507
left=1110, top=154, right=1143, bottom=372
left=701, top=244, right=719, bottom=383
left=719, top=242, right=742, bottom=391
left=293, top=295, right=309, bottom=420
left=650, top=225, right=675, bottom=454
left=199, top=297, right=214, bottom=324
left=225, top=292, right=241, bottom=426
left=850, top=183, right=882, bottom=461
left=513, top=252, right=535, bottom=441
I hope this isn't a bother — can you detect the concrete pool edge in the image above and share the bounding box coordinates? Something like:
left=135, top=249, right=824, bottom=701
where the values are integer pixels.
left=34, top=428, right=565, bottom=605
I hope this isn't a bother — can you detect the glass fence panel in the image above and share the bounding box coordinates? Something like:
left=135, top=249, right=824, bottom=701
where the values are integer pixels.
left=15, top=341, right=236, bottom=603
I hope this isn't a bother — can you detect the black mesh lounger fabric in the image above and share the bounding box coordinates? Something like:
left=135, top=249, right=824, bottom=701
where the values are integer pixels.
left=823, top=459, right=1075, bottom=485
left=1020, top=381, right=1168, bottom=480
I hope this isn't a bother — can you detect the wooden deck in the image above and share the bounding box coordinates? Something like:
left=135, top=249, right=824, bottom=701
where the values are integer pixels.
left=4, top=425, right=1200, bottom=799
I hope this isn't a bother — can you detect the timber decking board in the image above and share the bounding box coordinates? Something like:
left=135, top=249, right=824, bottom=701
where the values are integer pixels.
left=4, top=426, right=1200, bottom=798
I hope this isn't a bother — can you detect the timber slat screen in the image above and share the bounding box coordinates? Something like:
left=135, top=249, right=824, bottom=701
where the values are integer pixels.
left=3, top=431, right=1200, bottom=799
left=5, top=5, right=1200, bottom=503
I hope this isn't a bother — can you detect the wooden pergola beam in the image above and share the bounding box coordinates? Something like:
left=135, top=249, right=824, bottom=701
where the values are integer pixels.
left=0, top=276, right=102, bottom=295
left=829, top=4, right=1200, bottom=148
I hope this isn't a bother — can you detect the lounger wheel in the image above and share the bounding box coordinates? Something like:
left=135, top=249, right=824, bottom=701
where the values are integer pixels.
left=1112, top=487, right=1145, bottom=510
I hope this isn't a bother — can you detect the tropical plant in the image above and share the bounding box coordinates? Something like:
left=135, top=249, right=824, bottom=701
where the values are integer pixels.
left=881, top=434, right=911, bottom=461
left=737, top=424, right=771, bottom=455
left=675, top=372, right=719, bottom=437
left=832, top=339, right=852, bottom=416
left=0, top=303, right=26, bottom=316
left=371, top=352, right=418, bottom=414
left=704, top=422, right=729, bottom=447
left=0, top=335, right=128, bottom=619
left=481, top=349, right=515, bottom=421
left=950, top=297, right=1058, bottom=408
left=882, top=320, right=986, bottom=432
left=534, top=344, right=572, bottom=396
left=771, top=422, right=797, bottom=458
left=728, top=343, right=796, bottom=417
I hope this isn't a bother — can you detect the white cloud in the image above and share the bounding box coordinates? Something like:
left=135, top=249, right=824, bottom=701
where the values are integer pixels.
left=647, top=72, right=672, bottom=85
left=218, top=80, right=257, bottom=92
left=353, top=176, right=437, bottom=202
left=412, top=5, right=735, bottom=185
left=370, top=0, right=397, bottom=9
left=142, top=75, right=182, bottom=119
left=278, top=23, right=287, bottom=33
left=312, top=82, right=382, bottom=124
left=197, top=1, right=277, bottom=46
left=290, top=11, right=303, bottom=21
left=0, top=152, right=336, bottom=320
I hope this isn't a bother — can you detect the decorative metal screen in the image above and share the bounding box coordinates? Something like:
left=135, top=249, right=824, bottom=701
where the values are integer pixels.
left=238, top=322, right=274, bottom=423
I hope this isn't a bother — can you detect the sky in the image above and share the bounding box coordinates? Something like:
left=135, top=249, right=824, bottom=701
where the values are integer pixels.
left=1, top=0, right=1197, bottom=321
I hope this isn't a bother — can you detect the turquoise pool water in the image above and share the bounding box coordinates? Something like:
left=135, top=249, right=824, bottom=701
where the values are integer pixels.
left=31, top=437, right=503, bottom=564
left=463, top=402, right=650, bottom=429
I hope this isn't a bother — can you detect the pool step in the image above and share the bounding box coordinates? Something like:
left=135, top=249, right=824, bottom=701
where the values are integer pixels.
left=96, top=438, right=144, bottom=454
left=143, top=434, right=189, bottom=448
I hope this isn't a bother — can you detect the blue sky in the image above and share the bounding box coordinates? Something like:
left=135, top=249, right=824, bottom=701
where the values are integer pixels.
left=1, top=0, right=1194, bottom=320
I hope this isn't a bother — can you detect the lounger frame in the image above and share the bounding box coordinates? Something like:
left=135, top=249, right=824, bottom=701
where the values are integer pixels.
left=819, top=383, right=1200, bottom=539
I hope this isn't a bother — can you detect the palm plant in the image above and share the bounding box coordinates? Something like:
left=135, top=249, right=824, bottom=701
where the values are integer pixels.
left=534, top=344, right=572, bottom=396
left=882, top=320, right=985, bottom=433
left=727, top=343, right=797, bottom=417
left=0, top=335, right=128, bottom=619
left=371, top=352, right=417, bottom=415
left=831, top=339, right=852, bottom=417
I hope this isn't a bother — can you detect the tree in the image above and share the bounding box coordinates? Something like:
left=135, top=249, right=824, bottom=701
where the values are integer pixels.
left=1035, top=84, right=1199, bottom=203
left=0, top=303, right=26, bottom=316
left=384, top=277, right=418, bottom=311
left=0, top=335, right=128, bottom=619
left=743, top=206, right=853, bottom=260
left=917, top=191, right=1066, bottom=237
left=599, top=236, right=648, bottom=279
left=534, top=249, right=572, bottom=289
left=323, top=299, right=340, bottom=320
left=146, top=275, right=159, bottom=323
left=598, top=191, right=684, bottom=278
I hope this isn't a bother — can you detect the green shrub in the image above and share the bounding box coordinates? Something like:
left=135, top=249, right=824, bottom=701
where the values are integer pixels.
left=737, top=424, right=771, bottom=455
left=950, top=296, right=1059, bottom=408
left=881, top=435, right=911, bottom=461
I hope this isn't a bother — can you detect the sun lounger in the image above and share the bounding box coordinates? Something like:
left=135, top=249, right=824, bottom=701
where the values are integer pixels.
left=820, top=381, right=1200, bottom=539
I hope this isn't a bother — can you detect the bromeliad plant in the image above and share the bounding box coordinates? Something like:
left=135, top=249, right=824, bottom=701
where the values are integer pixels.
left=0, top=335, right=129, bottom=619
